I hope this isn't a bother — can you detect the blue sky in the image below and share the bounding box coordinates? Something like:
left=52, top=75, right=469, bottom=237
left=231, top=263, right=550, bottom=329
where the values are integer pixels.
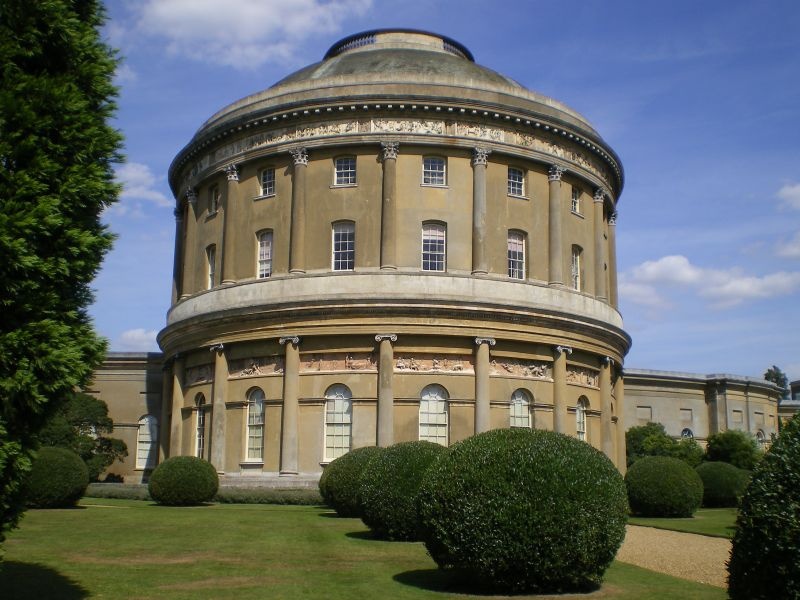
left=96, top=0, right=800, bottom=380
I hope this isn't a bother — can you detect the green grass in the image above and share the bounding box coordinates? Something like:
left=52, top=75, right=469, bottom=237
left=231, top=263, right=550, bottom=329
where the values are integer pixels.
left=2, top=498, right=726, bottom=600
left=628, top=508, right=738, bottom=538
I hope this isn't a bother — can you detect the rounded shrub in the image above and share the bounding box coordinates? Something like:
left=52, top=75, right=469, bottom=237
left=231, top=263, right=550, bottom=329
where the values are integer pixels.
left=26, top=446, right=89, bottom=508
left=695, top=461, right=750, bottom=508
left=728, top=414, right=800, bottom=599
left=417, top=429, right=627, bottom=594
left=319, top=446, right=383, bottom=517
left=359, top=440, right=447, bottom=540
left=148, top=456, right=218, bottom=506
left=625, top=456, right=703, bottom=517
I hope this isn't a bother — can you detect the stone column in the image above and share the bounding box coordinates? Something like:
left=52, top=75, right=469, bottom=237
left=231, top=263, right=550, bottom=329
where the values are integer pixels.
left=210, top=344, right=228, bottom=472
left=614, top=368, right=627, bottom=474
left=600, top=357, right=614, bottom=460
left=158, top=362, right=173, bottom=462
left=593, top=189, right=607, bottom=301
left=221, top=164, right=239, bottom=285
left=548, top=165, right=566, bottom=286
left=608, top=212, right=618, bottom=309
left=289, top=148, right=308, bottom=274
left=280, top=336, right=301, bottom=474
left=474, top=337, right=496, bottom=433
left=171, top=206, right=185, bottom=305
left=552, top=345, right=571, bottom=433
left=169, top=355, right=185, bottom=456
left=181, top=189, right=197, bottom=299
left=471, top=148, right=491, bottom=275
left=375, top=334, right=397, bottom=446
left=380, top=142, right=399, bottom=270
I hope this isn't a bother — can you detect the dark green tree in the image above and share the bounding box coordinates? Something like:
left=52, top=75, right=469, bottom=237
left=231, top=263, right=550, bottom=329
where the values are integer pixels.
left=705, top=430, right=762, bottom=470
left=626, top=422, right=703, bottom=467
left=0, top=0, right=121, bottom=544
left=38, top=392, right=127, bottom=481
left=763, top=365, right=788, bottom=400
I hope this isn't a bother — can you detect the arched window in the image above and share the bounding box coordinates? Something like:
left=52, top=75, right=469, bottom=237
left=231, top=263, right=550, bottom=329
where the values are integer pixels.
left=256, top=230, right=272, bottom=278
left=136, top=415, right=158, bottom=469
left=332, top=221, right=355, bottom=271
left=195, top=393, right=206, bottom=459
left=325, top=384, right=352, bottom=461
left=246, top=388, right=266, bottom=461
left=420, top=384, right=448, bottom=445
left=681, top=428, right=694, bottom=439
left=206, top=245, right=216, bottom=290
left=510, top=389, right=532, bottom=428
left=576, top=397, right=589, bottom=441
left=571, top=245, right=583, bottom=291
left=422, top=222, right=446, bottom=271
left=756, top=430, right=766, bottom=447
left=507, top=231, right=526, bottom=279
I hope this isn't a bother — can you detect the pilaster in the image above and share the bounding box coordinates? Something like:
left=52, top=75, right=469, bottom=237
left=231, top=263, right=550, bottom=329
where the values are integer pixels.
left=600, top=356, right=614, bottom=460
left=608, top=212, right=618, bottom=308
left=474, top=336, right=495, bottom=433
left=280, top=335, right=301, bottom=474
left=169, top=355, right=185, bottom=457
left=375, top=334, right=397, bottom=446
left=593, top=189, right=608, bottom=301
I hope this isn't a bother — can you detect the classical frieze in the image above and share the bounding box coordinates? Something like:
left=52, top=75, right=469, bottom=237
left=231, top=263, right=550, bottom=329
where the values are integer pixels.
left=566, top=366, right=600, bottom=388
left=228, top=356, right=284, bottom=378
left=300, top=352, right=377, bottom=372
left=184, top=364, right=214, bottom=385
left=490, top=358, right=552, bottom=380
left=394, top=354, right=473, bottom=373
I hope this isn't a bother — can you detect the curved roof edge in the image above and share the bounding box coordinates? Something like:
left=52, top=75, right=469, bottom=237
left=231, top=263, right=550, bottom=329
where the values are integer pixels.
left=324, top=28, right=474, bottom=62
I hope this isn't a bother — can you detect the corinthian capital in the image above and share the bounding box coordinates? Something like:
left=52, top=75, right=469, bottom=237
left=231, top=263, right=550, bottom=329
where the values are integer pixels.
left=594, top=188, right=607, bottom=203
left=548, top=165, right=566, bottom=181
left=472, top=147, right=491, bottom=166
left=185, top=187, right=198, bottom=206
left=609, top=211, right=618, bottom=225
left=381, top=141, right=399, bottom=161
left=224, top=164, right=239, bottom=182
left=290, top=147, right=308, bottom=166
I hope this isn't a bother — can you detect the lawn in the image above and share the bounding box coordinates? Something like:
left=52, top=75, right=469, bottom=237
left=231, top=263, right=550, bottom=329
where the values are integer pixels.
left=2, top=499, right=726, bottom=600
left=628, top=508, right=738, bottom=539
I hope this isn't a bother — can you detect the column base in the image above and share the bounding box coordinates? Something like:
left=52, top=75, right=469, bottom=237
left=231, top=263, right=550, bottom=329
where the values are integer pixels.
left=471, top=269, right=488, bottom=276
left=289, top=269, right=305, bottom=274
left=380, top=265, right=398, bottom=270
left=279, top=470, right=299, bottom=476
left=222, top=279, right=236, bottom=285
left=548, top=281, right=566, bottom=288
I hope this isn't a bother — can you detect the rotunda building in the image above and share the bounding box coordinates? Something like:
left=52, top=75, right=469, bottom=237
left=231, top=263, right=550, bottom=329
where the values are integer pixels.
left=158, top=29, right=630, bottom=480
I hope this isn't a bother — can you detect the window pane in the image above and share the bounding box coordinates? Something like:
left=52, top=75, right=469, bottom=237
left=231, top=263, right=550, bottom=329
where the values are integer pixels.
left=571, top=246, right=581, bottom=290
left=325, top=385, right=352, bottom=460
left=423, top=157, right=446, bottom=185
left=207, top=245, right=216, bottom=289
left=508, top=167, right=524, bottom=196
left=420, top=385, right=448, bottom=445
left=136, top=415, right=158, bottom=469
left=507, top=232, right=525, bottom=279
left=257, top=231, right=272, bottom=278
left=332, top=223, right=355, bottom=271
left=335, top=157, right=356, bottom=185
left=510, top=390, right=530, bottom=428
left=260, top=168, right=275, bottom=196
left=422, top=224, right=446, bottom=271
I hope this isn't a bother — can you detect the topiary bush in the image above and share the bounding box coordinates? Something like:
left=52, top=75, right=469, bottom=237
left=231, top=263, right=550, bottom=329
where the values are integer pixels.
left=728, top=414, right=800, bottom=599
left=417, top=429, right=627, bottom=594
left=318, top=446, right=383, bottom=517
left=625, top=456, right=703, bottom=517
left=148, top=456, right=218, bottom=506
left=26, top=446, right=89, bottom=508
left=359, top=441, right=446, bottom=540
left=695, top=461, right=750, bottom=508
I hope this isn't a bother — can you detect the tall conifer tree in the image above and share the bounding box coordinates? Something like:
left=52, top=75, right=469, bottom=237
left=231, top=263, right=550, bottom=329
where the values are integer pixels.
left=0, top=0, right=121, bottom=543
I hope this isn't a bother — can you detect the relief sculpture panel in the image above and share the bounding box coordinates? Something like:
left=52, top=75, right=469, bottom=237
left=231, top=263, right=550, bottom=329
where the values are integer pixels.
left=394, top=354, right=473, bottom=373
left=489, top=359, right=552, bottom=380
left=300, top=352, right=377, bottom=372
left=228, top=356, right=284, bottom=378
left=184, top=364, right=214, bottom=386
left=566, top=366, right=600, bottom=388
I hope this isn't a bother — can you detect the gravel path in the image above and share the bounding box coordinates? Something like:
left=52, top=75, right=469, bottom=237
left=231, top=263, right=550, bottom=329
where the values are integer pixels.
left=616, top=525, right=731, bottom=588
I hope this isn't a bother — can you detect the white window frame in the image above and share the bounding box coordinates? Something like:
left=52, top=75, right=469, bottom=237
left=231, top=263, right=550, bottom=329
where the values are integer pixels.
left=257, top=230, right=272, bottom=278
left=332, top=222, right=355, bottom=271
left=576, top=397, right=588, bottom=441
left=260, top=167, right=276, bottom=197
left=421, top=223, right=446, bottom=271
left=209, top=185, right=220, bottom=215
left=681, top=428, right=694, bottom=439
left=195, top=394, right=206, bottom=459
left=334, top=156, right=356, bottom=186
left=507, top=231, right=525, bottom=279
left=324, top=384, right=352, bottom=461
left=508, top=167, right=525, bottom=197
left=419, top=384, right=448, bottom=446
left=510, top=389, right=532, bottom=429
left=571, top=187, right=581, bottom=214
left=571, top=245, right=582, bottom=291
left=245, top=388, right=266, bottom=462
left=206, top=245, right=216, bottom=290
left=136, top=415, right=158, bottom=469
left=422, top=156, right=446, bottom=186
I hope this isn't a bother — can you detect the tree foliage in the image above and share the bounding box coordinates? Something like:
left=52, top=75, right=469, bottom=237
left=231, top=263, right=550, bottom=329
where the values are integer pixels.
left=37, top=392, right=127, bottom=481
left=626, top=422, right=703, bottom=467
left=705, top=430, right=762, bottom=471
left=763, top=365, right=788, bottom=399
left=0, top=0, right=121, bottom=543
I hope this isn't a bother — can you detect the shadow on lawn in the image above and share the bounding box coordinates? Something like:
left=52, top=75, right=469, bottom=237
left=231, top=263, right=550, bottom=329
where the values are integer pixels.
left=394, top=569, right=602, bottom=597
left=1, top=561, right=89, bottom=600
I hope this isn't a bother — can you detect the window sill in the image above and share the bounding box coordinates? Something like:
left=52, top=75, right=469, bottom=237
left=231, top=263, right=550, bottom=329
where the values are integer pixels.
left=508, top=194, right=529, bottom=200
left=571, top=211, right=584, bottom=219
left=240, top=461, right=264, bottom=467
left=253, top=193, right=276, bottom=201
left=330, top=183, right=357, bottom=189
left=420, top=183, right=448, bottom=189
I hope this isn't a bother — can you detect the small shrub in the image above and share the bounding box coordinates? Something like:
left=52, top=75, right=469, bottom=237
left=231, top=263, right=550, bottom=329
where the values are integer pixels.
left=85, top=483, right=151, bottom=501
left=695, top=462, right=750, bottom=508
left=26, top=447, right=89, bottom=508
left=705, top=430, right=761, bottom=470
left=625, top=456, right=703, bottom=517
left=148, top=456, right=218, bottom=506
left=359, top=441, right=446, bottom=540
left=728, top=414, right=800, bottom=599
left=417, top=429, right=627, bottom=594
left=319, top=446, right=383, bottom=517
left=216, top=487, right=321, bottom=505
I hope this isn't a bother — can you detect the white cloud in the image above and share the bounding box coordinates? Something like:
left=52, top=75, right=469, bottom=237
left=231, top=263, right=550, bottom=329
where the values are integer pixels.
left=134, top=0, right=373, bottom=70
left=115, top=162, right=172, bottom=208
left=114, top=63, right=138, bottom=86
left=622, top=254, right=800, bottom=309
left=778, top=182, right=800, bottom=210
left=118, top=328, right=159, bottom=351
left=777, top=232, right=800, bottom=258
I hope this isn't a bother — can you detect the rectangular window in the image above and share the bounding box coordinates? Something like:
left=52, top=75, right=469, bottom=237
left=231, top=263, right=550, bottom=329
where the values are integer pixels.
left=260, top=168, right=275, bottom=196
left=507, top=232, right=525, bottom=279
left=209, top=185, right=220, bottom=214
left=419, top=399, right=448, bottom=445
left=257, top=231, right=272, bottom=278
left=206, top=245, right=216, bottom=289
left=332, top=222, right=355, bottom=271
left=136, top=416, right=158, bottom=469
left=571, top=187, right=581, bottom=213
left=196, top=408, right=206, bottom=459
left=325, top=398, right=352, bottom=461
left=421, top=223, right=446, bottom=271
left=246, top=401, right=265, bottom=461
left=508, top=167, right=525, bottom=196
left=334, top=156, right=356, bottom=185
left=571, top=245, right=582, bottom=291
left=422, top=157, right=446, bottom=186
